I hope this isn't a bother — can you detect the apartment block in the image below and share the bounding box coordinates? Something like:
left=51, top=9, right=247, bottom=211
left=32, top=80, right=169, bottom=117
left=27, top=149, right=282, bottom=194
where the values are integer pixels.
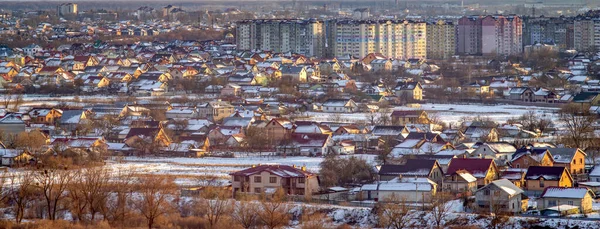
left=481, top=15, right=523, bottom=56
left=235, top=19, right=325, bottom=57
left=523, top=16, right=574, bottom=50
left=334, top=20, right=426, bottom=60
left=426, top=20, right=456, bottom=59
left=456, top=15, right=523, bottom=56
left=57, top=3, right=78, bottom=17
left=456, top=16, right=482, bottom=55
left=573, top=15, right=600, bottom=52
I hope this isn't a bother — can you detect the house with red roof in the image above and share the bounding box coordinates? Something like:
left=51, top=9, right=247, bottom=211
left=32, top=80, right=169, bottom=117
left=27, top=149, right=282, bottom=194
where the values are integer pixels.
left=230, top=164, right=319, bottom=197
left=446, top=158, right=499, bottom=187
left=277, top=133, right=332, bottom=156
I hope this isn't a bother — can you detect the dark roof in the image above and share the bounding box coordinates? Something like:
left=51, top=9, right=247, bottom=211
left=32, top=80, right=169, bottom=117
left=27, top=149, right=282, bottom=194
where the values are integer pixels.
left=390, top=110, right=422, bottom=117
left=404, top=132, right=443, bottom=142
left=125, top=128, right=159, bottom=139
left=446, top=158, right=494, bottom=177
left=379, top=159, right=437, bottom=176
left=525, top=166, right=567, bottom=180
left=230, top=165, right=314, bottom=177
left=371, top=125, right=405, bottom=136
left=572, top=92, right=599, bottom=103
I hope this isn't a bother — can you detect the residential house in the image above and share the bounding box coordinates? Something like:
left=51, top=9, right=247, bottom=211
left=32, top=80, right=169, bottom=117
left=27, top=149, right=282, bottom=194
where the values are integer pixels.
left=547, top=148, right=587, bottom=182
left=446, top=158, right=500, bottom=187
left=538, top=187, right=595, bottom=214
left=390, top=110, right=430, bottom=125
left=0, top=113, right=26, bottom=134
left=508, top=87, right=534, bottom=101
left=262, top=118, right=294, bottom=144
left=475, top=179, right=526, bottom=213
left=443, top=170, right=478, bottom=194
left=321, top=99, right=357, bottom=113
left=277, top=133, right=332, bottom=156
left=524, top=166, right=573, bottom=195
left=395, top=82, right=423, bottom=101
left=510, top=148, right=554, bottom=169
left=230, top=165, right=319, bottom=197
left=28, top=108, right=62, bottom=124
left=0, top=149, right=33, bottom=167
left=197, top=101, right=235, bottom=122
left=378, top=159, right=444, bottom=186
left=470, top=142, right=517, bottom=166
left=123, top=127, right=172, bottom=148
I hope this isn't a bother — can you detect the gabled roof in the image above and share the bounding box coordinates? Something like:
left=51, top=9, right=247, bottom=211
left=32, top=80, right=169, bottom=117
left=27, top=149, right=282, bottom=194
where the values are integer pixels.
left=446, top=158, right=494, bottom=178
left=540, top=187, right=594, bottom=199
left=525, top=166, right=567, bottom=181
left=547, top=148, right=585, bottom=164
left=230, top=164, right=314, bottom=178
left=480, top=178, right=524, bottom=196
left=378, top=159, right=438, bottom=177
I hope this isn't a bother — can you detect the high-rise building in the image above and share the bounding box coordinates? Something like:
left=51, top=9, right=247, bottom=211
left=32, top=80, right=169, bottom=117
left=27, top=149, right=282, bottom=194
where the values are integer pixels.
left=235, top=19, right=325, bottom=57
left=426, top=20, right=456, bottom=59
left=456, top=16, right=482, bottom=55
left=573, top=15, right=600, bottom=52
left=57, top=3, right=78, bottom=17
left=334, top=20, right=426, bottom=60
left=456, top=15, right=523, bottom=56
left=523, top=16, right=574, bottom=50
left=481, top=15, right=523, bottom=56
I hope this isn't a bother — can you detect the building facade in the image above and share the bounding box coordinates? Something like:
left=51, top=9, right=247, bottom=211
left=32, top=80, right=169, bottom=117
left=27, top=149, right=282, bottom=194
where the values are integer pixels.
left=573, top=15, right=600, bottom=52
left=426, top=20, right=456, bottom=59
left=57, top=3, right=78, bottom=17
left=236, top=19, right=325, bottom=57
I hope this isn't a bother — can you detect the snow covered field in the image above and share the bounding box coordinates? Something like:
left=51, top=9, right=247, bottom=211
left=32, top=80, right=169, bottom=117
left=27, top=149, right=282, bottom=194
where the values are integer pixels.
left=107, top=154, right=378, bottom=186
left=305, top=103, right=559, bottom=125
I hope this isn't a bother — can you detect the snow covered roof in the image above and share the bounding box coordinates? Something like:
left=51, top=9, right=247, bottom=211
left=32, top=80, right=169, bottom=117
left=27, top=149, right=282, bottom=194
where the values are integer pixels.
left=362, top=177, right=436, bottom=192
left=230, top=164, right=314, bottom=178
left=541, top=187, right=594, bottom=199
left=482, top=178, right=523, bottom=196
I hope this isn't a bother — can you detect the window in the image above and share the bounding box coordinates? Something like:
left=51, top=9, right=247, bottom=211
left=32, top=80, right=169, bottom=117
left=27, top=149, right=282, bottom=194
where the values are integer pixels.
left=254, top=188, right=261, bottom=193
left=580, top=158, right=583, bottom=164
left=539, top=178, right=545, bottom=188
left=548, top=200, right=557, bottom=207
left=568, top=201, right=573, bottom=205
left=298, top=177, right=305, bottom=183
left=484, top=189, right=490, bottom=196
left=234, top=176, right=240, bottom=181
left=269, top=177, right=277, bottom=183
left=254, top=176, right=261, bottom=183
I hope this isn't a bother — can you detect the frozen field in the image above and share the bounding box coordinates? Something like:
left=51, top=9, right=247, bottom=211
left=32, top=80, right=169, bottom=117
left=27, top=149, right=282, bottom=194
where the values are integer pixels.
left=107, top=154, right=378, bottom=186
left=306, top=103, right=559, bottom=125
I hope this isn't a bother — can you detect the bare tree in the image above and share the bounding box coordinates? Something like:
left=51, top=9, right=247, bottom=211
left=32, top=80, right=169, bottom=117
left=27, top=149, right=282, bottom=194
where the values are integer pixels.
left=82, top=167, right=111, bottom=221
left=34, top=168, right=75, bottom=220
left=256, top=188, right=290, bottom=229
left=559, top=104, right=596, bottom=148
left=135, top=175, right=177, bottom=229
left=104, top=169, right=136, bottom=225
left=13, top=130, right=47, bottom=156
left=376, top=194, right=414, bottom=229
left=232, top=194, right=259, bottom=229
left=429, top=192, right=454, bottom=229
left=199, top=186, right=233, bottom=228
left=8, top=172, right=35, bottom=223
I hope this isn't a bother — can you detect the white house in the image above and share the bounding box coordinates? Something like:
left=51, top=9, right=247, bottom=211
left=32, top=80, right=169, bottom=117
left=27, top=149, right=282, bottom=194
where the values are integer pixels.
left=321, top=99, right=357, bottom=113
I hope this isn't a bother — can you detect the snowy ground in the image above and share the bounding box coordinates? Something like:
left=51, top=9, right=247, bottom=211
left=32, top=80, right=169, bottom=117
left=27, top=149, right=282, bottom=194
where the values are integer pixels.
left=107, top=154, right=378, bottom=186
left=303, top=103, right=559, bottom=125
